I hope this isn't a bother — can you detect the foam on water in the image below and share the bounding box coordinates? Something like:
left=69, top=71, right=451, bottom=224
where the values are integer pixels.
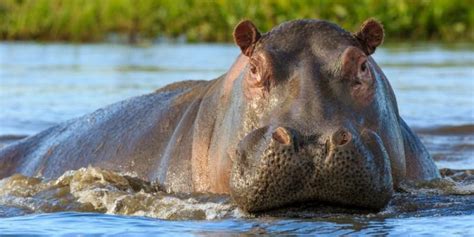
left=0, top=167, right=242, bottom=220
left=0, top=167, right=473, bottom=221
left=0, top=168, right=473, bottom=235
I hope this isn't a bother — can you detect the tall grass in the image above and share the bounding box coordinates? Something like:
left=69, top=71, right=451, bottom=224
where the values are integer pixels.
left=0, top=0, right=472, bottom=42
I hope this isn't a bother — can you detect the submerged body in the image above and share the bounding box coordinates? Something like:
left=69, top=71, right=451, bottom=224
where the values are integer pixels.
left=0, top=19, right=439, bottom=212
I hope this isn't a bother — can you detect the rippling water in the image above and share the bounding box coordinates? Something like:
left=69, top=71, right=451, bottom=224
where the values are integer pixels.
left=0, top=42, right=473, bottom=235
left=1, top=212, right=473, bottom=236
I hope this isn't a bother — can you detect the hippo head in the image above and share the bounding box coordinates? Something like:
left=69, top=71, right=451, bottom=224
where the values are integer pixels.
left=228, top=19, right=404, bottom=212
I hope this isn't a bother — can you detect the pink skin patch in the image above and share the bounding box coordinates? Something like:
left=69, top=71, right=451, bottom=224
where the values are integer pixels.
left=341, top=46, right=375, bottom=107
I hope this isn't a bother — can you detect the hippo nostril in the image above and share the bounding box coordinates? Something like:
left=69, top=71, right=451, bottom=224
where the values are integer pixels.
left=272, top=127, right=291, bottom=145
left=332, top=129, right=352, bottom=146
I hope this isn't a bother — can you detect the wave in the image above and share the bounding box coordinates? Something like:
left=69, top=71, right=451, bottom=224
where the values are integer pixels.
left=0, top=167, right=239, bottom=220
left=415, top=124, right=474, bottom=136
left=0, top=167, right=473, bottom=219
left=0, top=135, right=28, bottom=148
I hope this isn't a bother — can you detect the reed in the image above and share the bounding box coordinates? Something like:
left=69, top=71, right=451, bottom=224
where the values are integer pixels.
left=0, top=0, right=472, bottom=42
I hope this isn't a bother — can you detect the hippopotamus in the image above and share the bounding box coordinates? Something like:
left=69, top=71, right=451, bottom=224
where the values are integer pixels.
left=0, top=18, right=439, bottom=212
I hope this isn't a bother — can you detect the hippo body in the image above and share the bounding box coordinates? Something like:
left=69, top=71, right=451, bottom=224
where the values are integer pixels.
left=0, top=19, right=439, bottom=212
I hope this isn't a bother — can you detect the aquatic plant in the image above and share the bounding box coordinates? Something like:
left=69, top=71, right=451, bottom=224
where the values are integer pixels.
left=0, top=0, right=472, bottom=42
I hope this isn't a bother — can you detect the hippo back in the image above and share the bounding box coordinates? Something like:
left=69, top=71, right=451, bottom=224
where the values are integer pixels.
left=0, top=80, right=212, bottom=189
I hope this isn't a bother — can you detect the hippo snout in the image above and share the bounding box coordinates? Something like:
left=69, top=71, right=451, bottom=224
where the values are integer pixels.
left=230, top=126, right=394, bottom=212
left=322, top=127, right=394, bottom=208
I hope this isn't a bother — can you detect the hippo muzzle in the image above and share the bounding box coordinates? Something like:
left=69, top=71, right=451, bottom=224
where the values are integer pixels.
left=230, top=126, right=393, bottom=212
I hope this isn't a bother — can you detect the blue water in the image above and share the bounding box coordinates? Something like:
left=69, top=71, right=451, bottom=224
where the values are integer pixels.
left=0, top=212, right=473, bottom=236
left=0, top=43, right=236, bottom=135
left=0, top=42, right=473, bottom=235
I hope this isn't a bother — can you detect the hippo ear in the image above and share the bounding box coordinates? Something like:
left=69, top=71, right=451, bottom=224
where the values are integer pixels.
left=354, top=19, right=384, bottom=55
left=233, top=20, right=261, bottom=57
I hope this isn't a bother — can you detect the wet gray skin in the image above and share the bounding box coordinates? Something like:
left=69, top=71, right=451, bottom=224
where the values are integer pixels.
left=228, top=19, right=437, bottom=212
left=231, top=127, right=392, bottom=212
left=0, top=19, right=440, bottom=213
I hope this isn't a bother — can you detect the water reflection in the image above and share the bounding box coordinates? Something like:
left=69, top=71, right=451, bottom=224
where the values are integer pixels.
left=1, top=42, right=472, bottom=132
left=0, top=166, right=472, bottom=235
left=0, top=42, right=473, bottom=235
left=0, top=211, right=473, bottom=235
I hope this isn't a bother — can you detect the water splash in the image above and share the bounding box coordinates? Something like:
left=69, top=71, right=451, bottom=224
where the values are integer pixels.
left=399, top=169, right=474, bottom=195
left=0, top=167, right=472, bottom=220
left=0, top=167, right=241, bottom=219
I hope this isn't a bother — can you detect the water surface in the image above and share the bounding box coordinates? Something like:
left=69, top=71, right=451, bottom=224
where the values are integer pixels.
left=0, top=42, right=473, bottom=235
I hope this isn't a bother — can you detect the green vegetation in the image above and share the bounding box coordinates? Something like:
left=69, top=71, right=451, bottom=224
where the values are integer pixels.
left=0, top=0, right=472, bottom=43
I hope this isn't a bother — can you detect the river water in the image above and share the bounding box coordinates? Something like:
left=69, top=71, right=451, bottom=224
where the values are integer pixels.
left=0, top=42, right=473, bottom=235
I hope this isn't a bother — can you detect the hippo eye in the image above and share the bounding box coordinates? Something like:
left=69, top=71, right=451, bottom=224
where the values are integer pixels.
left=249, top=63, right=257, bottom=75
left=246, top=54, right=272, bottom=91
left=361, top=61, right=367, bottom=72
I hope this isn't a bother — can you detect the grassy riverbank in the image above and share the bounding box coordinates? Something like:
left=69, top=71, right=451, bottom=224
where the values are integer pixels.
left=0, top=0, right=472, bottom=43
